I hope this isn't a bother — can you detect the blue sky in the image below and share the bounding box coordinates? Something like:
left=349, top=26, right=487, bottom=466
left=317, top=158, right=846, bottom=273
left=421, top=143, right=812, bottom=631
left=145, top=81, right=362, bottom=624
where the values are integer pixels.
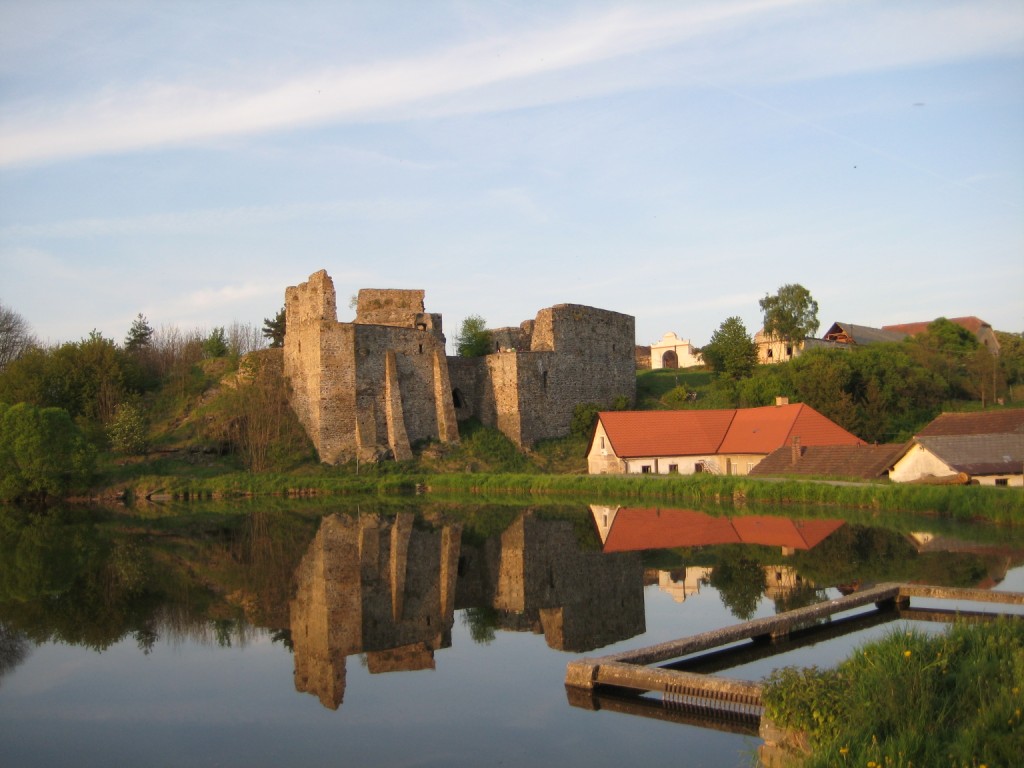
left=1, top=0, right=1022, bottom=352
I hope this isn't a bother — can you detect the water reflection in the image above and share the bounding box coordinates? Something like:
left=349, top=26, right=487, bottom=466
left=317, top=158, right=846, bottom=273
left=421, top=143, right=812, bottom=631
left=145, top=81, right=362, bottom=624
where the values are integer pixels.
left=590, top=505, right=1024, bottom=621
left=289, top=510, right=646, bottom=708
left=1, top=501, right=1022, bottom=706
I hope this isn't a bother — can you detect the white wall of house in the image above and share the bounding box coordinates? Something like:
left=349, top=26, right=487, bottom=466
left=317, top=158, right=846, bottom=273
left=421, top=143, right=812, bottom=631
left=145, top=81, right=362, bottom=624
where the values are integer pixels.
left=621, top=454, right=764, bottom=475
left=623, top=455, right=719, bottom=475
left=651, top=332, right=703, bottom=369
left=889, top=444, right=957, bottom=483
left=974, top=474, right=1023, bottom=487
left=586, top=422, right=625, bottom=474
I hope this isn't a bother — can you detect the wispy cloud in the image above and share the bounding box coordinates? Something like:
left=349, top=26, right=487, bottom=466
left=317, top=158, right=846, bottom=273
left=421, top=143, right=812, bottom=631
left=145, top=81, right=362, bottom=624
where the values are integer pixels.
left=3, top=0, right=1018, bottom=168
left=0, top=199, right=439, bottom=239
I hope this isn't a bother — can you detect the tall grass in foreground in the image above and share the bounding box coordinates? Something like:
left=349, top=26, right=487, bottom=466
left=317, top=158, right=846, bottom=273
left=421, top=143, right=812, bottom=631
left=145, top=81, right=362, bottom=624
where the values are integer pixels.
left=762, top=619, right=1024, bottom=767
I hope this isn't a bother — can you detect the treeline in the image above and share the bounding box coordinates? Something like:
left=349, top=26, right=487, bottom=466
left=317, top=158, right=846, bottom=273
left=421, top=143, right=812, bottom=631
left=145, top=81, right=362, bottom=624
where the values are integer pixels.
left=0, top=305, right=289, bottom=500
left=688, top=318, right=1024, bottom=443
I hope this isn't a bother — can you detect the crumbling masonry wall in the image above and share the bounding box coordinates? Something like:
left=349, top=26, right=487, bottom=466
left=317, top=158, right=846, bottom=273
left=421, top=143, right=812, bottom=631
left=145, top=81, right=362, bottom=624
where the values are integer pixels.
left=449, top=303, right=636, bottom=447
left=284, top=271, right=458, bottom=464
left=285, top=270, right=635, bottom=463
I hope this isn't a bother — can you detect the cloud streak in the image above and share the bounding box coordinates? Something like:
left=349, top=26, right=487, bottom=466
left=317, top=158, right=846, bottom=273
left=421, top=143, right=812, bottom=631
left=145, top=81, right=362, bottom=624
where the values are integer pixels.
left=3, top=0, right=1020, bottom=168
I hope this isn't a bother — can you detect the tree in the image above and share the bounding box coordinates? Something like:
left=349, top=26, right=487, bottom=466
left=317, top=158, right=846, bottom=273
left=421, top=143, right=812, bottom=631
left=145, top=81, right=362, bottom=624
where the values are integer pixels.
left=262, top=308, right=286, bottom=348
left=700, top=316, right=758, bottom=379
left=124, top=313, right=154, bottom=353
left=0, top=402, right=95, bottom=501
left=759, top=283, right=820, bottom=347
left=455, top=315, right=492, bottom=357
left=708, top=547, right=766, bottom=621
left=107, top=399, right=148, bottom=455
left=0, top=303, right=36, bottom=372
left=0, top=332, right=127, bottom=426
left=203, top=327, right=229, bottom=358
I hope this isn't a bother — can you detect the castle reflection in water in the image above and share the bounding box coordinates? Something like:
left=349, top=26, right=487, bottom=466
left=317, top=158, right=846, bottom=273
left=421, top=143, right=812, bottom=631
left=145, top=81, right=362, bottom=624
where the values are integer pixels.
left=290, top=511, right=645, bottom=709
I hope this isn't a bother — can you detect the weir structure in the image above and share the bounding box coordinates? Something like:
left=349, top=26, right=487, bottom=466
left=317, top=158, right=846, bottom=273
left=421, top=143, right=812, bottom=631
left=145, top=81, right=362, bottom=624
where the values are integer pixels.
left=564, top=583, right=1024, bottom=760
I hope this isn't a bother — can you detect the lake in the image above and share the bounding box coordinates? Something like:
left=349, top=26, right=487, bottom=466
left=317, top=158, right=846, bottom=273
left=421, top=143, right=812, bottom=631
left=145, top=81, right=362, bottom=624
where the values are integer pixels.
left=2, top=499, right=1023, bottom=767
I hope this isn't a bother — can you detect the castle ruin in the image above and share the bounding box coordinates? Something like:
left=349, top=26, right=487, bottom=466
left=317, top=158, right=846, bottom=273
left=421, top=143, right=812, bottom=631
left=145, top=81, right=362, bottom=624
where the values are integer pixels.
left=284, top=269, right=635, bottom=464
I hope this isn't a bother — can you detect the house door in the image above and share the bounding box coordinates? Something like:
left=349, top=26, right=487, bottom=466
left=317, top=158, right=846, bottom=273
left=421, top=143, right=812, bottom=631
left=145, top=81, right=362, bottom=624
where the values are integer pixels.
left=662, top=350, right=678, bottom=369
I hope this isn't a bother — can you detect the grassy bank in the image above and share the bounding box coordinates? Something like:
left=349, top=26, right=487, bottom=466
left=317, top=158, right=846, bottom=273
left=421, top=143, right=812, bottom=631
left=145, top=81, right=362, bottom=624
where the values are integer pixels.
left=762, top=618, right=1024, bottom=767
left=111, top=470, right=1023, bottom=525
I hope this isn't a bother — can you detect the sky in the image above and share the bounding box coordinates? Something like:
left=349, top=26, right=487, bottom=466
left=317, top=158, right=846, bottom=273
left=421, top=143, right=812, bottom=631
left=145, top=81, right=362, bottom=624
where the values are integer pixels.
left=1, top=0, right=1022, bottom=354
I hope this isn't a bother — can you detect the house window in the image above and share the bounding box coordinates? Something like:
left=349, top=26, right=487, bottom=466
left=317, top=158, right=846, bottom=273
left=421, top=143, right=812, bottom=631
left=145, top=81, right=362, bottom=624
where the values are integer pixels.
left=766, top=348, right=773, bottom=358
left=668, top=464, right=678, bottom=473
left=995, top=478, right=1009, bottom=486
left=694, top=462, right=703, bottom=473
left=641, top=466, right=651, bottom=474
left=600, top=436, right=605, bottom=449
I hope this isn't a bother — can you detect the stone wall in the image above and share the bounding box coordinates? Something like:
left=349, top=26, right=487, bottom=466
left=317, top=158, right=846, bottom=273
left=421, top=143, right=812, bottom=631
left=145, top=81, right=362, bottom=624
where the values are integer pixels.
left=284, top=271, right=458, bottom=464
left=449, top=303, right=636, bottom=446
left=285, top=269, right=635, bottom=461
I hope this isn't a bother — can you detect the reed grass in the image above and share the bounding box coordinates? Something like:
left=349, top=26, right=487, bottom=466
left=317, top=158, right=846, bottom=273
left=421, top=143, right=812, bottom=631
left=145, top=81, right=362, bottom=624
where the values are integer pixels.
left=117, top=471, right=1023, bottom=525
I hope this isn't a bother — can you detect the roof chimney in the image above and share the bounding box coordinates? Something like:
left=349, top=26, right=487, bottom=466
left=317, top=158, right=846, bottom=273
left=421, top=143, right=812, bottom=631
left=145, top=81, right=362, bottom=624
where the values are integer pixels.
left=791, top=435, right=802, bottom=464
left=776, top=396, right=789, bottom=406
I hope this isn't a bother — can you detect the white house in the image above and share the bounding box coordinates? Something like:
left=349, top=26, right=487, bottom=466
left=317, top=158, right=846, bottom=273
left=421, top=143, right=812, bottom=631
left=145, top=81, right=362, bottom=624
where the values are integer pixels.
left=889, top=409, right=1024, bottom=487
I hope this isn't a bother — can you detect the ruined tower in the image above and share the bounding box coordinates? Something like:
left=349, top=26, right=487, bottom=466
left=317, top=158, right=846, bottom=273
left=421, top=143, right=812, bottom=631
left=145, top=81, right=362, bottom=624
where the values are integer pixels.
left=284, top=270, right=459, bottom=464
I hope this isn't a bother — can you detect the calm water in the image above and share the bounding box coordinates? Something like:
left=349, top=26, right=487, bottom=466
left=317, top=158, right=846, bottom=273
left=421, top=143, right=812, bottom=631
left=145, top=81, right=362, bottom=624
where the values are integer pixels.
left=2, top=500, right=1023, bottom=768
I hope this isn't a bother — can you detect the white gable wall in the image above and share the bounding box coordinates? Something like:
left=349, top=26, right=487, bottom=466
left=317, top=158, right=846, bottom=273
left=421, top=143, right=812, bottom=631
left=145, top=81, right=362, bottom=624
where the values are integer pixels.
left=889, top=443, right=957, bottom=483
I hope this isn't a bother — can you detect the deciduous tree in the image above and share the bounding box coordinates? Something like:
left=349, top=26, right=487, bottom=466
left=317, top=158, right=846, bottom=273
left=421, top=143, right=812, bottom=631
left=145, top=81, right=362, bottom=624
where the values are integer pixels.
left=0, top=402, right=95, bottom=501
left=700, top=316, right=758, bottom=379
left=455, top=315, right=492, bottom=357
left=0, top=303, right=36, bottom=372
left=759, top=284, right=820, bottom=346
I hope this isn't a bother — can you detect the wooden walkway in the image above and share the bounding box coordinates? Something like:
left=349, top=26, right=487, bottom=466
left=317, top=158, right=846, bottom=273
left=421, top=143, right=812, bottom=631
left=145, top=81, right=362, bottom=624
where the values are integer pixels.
left=565, top=583, right=1024, bottom=719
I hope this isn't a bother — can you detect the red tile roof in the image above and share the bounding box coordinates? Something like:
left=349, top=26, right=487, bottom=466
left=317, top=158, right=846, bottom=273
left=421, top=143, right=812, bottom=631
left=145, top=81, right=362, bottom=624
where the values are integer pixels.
left=597, top=403, right=863, bottom=459
left=597, top=410, right=736, bottom=458
left=601, top=507, right=845, bottom=553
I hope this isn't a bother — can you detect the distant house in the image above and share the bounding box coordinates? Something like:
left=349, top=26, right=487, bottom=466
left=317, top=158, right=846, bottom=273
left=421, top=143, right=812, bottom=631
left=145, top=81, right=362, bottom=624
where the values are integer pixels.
left=821, top=322, right=908, bottom=347
left=889, top=409, right=1024, bottom=487
left=754, top=329, right=804, bottom=364
left=751, top=443, right=906, bottom=479
left=882, top=316, right=1000, bottom=355
left=587, top=399, right=864, bottom=476
left=650, top=332, right=703, bottom=369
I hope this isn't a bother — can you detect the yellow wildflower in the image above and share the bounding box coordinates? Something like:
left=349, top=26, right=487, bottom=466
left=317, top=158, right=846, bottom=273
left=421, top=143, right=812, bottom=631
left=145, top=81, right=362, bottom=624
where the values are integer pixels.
left=903, top=650, right=912, bottom=658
